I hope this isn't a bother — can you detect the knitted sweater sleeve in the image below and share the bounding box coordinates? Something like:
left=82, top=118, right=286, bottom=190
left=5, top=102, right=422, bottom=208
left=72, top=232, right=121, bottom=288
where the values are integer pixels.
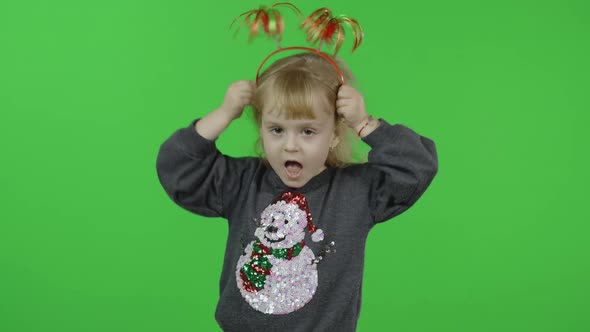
left=155, top=118, right=258, bottom=219
left=362, top=118, right=439, bottom=224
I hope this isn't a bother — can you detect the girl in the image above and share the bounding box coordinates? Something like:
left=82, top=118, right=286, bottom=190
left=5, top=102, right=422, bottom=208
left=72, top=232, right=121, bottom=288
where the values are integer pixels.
left=156, top=52, right=438, bottom=331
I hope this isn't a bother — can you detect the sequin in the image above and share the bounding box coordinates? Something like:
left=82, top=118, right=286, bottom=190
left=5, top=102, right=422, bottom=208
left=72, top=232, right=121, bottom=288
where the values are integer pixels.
left=235, top=191, right=325, bottom=314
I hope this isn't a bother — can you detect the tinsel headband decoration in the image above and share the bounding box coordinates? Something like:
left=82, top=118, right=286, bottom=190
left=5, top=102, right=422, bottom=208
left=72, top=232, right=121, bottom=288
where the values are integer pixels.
left=230, top=2, right=364, bottom=84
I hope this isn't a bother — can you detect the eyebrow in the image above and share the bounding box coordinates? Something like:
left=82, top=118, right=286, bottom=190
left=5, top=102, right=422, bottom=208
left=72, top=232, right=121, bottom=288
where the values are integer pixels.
left=263, top=120, right=321, bottom=127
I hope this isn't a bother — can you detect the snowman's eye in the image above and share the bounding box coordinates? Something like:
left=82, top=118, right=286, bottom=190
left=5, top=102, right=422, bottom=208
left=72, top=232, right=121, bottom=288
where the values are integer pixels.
left=284, top=220, right=289, bottom=224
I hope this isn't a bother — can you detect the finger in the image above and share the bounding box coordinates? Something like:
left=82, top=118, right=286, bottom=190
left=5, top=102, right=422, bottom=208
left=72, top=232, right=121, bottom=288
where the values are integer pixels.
left=238, top=97, right=250, bottom=106
left=242, top=83, right=255, bottom=94
left=338, top=83, right=350, bottom=91
left=336, top=99, right=349, bottom=108
left=239, top=92, right=253, bottom=101
left=335, top=108, right=347, bottom=118
left=242, top=95, right=252, bottom=103
left=244, top=80, right=256, bottom=87
left=235, top=80, right=251, bottom=90
left=337, top=84, right=353, bottom=94
left=337, top=91, right=354, bottom=99
left=238, top=83, right=251, bottom=92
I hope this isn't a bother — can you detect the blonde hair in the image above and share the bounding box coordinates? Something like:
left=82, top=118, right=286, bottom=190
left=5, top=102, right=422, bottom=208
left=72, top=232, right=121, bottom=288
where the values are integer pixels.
left=250, top=52, right=360, bottom=168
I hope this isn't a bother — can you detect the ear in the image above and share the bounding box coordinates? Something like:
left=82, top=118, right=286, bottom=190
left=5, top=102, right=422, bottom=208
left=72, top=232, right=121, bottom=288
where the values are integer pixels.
left=330, top=135, right=341, bottom=149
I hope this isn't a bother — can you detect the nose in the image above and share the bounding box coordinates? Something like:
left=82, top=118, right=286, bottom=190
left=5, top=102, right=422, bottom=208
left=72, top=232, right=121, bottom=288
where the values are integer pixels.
left=266, top=225, right=278, bottom=233
left=284, top=133, right=299, bottom=152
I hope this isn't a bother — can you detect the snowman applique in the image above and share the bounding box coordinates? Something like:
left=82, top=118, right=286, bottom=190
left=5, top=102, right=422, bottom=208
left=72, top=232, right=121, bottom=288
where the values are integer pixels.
left=235, top=191, right=326, bottom=314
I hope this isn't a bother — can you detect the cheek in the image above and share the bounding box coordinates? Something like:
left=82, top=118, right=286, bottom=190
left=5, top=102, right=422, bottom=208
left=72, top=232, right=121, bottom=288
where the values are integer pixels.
left=307, top=140, right=331, bottom=157
left=260, top=132, right=272, bottom=147
left=262, top=138, right=282, bottom=155
left=262, top=143, right=274, bottom=158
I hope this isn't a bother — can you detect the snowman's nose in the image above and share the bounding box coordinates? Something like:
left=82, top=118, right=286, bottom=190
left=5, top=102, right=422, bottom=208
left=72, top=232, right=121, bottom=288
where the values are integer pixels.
left=266, top=225, right=278, bottom=233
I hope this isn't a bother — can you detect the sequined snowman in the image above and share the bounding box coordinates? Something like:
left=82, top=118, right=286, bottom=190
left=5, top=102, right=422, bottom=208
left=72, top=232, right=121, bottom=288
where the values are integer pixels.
left=236, top=191, right=326, bottom=314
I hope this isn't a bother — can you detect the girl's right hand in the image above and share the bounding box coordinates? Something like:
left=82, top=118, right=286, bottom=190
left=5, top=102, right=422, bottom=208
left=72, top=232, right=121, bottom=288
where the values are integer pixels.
left=221, top=80, right=256, bottom=120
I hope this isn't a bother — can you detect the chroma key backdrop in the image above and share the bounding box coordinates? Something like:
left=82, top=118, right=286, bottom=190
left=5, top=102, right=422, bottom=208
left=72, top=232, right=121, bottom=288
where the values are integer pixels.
left=0, top=0, right=588, bottom=331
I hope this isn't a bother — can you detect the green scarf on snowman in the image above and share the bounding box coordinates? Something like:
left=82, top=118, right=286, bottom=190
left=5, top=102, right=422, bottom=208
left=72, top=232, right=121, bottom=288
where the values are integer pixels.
left=240, top=239, right=305, bottom=292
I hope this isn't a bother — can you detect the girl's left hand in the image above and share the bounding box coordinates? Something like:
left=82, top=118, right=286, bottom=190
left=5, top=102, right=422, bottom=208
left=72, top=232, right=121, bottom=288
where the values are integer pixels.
left=336, top=84, right=369, bottom=132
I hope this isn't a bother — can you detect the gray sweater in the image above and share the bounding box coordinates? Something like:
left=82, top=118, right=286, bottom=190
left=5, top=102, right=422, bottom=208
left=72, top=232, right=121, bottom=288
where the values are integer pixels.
left=156, top=118, right=438, bottom=331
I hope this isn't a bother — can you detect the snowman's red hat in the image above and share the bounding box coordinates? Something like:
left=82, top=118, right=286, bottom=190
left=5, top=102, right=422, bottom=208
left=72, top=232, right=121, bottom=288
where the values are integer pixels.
left=273, top=191, right=324, bottom=242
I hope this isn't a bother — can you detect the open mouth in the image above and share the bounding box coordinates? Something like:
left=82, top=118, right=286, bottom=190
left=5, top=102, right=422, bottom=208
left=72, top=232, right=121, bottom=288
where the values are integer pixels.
left=265, top=234, right=286, bottom=243
left=285, top=160, right=303, bottom=179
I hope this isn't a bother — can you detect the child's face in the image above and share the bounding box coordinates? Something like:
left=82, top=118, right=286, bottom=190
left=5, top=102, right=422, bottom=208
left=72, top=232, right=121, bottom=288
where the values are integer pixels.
left=260, top=99, right=339, bottom=189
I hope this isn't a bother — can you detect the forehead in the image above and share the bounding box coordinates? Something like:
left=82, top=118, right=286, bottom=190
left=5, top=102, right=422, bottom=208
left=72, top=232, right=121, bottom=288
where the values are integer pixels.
left=260, top=85, right=335, bottom=117
left=262, top=95, right=334, bottom=123
left=262, top=107, right=334, bottom=125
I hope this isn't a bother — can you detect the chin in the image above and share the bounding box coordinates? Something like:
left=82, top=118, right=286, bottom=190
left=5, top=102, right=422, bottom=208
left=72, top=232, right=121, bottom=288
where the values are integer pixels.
left=281, top=176, right=307, bottom=189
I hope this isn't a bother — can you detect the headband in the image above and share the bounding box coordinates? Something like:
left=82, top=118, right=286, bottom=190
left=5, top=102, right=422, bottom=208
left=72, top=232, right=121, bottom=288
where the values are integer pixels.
left=230, top=3, right=364, bottom=84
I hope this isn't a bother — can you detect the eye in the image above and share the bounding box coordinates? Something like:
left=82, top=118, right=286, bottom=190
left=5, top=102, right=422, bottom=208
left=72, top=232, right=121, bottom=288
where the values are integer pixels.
left=270, top=127, right=283, bottom=135
left=284, top=220, right=289, bottom=224
left=303, top=128, right=316, bottom=136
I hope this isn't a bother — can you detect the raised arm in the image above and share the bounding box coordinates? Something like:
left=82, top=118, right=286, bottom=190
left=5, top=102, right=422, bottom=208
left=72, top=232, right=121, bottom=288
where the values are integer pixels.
left=195, top=80, right=256, bottom=140
left=363, top=119, right=438, bottom=224
left=335, top=84, right=438, bottom=224
left=155, top=81, right=257, bottom=218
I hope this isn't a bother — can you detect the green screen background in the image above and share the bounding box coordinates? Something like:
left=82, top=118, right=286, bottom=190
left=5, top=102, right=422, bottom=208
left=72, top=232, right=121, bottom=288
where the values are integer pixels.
left=1, top=0, right=588, bottom=331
